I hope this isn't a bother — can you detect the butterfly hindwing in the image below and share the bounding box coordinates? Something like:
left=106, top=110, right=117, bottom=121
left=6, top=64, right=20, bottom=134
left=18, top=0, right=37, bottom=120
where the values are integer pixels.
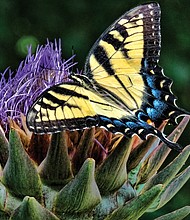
left=27, top=82, right=130, bottom=133
left=27, top=83, right=98, bottom=133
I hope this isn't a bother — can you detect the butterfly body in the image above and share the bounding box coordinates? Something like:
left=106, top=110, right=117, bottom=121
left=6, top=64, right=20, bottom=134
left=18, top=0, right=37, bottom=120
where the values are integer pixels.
left=27, top=2, right=188, bottom=151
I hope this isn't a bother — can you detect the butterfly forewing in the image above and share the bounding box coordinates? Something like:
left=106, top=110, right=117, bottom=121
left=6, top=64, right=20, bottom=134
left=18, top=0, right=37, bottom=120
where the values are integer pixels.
left=84, top=3, right=161, bottom=112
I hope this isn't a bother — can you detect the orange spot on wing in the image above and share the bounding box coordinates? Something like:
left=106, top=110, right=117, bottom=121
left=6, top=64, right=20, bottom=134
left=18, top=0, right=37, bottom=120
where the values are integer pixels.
left=147, top=119, right=155, bottom=126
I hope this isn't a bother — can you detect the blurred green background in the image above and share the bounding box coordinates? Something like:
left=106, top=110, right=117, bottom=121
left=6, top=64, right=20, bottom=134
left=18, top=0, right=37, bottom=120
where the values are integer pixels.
left=0, top=0, right=189, bottom=219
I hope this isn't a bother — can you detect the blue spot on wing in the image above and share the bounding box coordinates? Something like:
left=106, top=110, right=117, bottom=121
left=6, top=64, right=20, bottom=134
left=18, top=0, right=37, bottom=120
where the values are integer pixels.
left=146, top=99, right=168, bottom=121
left=153, top=99, right=168, bottom=111
left=99, top=116, right=112, bottom=124
left=146, top=75, right=156, bottom=88
left=112, top=119, right=125, bottom=128
left=151, top=89, right=162, bottom=99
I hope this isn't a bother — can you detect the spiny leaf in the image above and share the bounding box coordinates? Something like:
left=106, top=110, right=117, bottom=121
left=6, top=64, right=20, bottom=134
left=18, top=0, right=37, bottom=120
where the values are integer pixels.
left=127, top=135, right=159, bottom=171
left=137, top=116, right=190, bottom=185
left=95, top=136, right=133, bottom=195
left=94, top=195, right=120, bottom=220
left=2, top=128, right=42, bottom=201
left=148, top=166, right=190, bottom=211
left=10, top=196, right=59, bottom=220
left=154, top=206, right=190, bottom=220
left=54, top=158, right=101, bottom=214
left=142, top=145, right=190, bottom=192
left=136, top=143, right=170, bottom=186
left=94, top=182, right=137, bottom=220
left=105, top=185, right=162, bottom=220
left=38, top=132, right=73, bottom=187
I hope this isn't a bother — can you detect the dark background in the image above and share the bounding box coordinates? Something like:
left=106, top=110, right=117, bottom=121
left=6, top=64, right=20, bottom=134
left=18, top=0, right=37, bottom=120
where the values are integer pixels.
left=0, top=0, right=189, bottom=219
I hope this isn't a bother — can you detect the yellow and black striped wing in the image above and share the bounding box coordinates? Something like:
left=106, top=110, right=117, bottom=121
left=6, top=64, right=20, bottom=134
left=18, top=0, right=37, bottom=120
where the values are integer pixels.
left=84, top=2, right=161, bottom=112
left=27, top=83, right=97, bottom=133
left=26, top=82, right=128, bottom=133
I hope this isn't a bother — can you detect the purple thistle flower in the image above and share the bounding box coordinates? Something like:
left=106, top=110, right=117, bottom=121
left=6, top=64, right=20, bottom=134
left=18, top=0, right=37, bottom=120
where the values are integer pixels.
left=0, top=39, right=76, bottom=131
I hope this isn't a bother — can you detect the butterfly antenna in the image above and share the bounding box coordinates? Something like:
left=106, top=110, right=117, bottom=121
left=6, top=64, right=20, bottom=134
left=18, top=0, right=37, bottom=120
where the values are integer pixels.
left=71, top=46, right=75, bottom=74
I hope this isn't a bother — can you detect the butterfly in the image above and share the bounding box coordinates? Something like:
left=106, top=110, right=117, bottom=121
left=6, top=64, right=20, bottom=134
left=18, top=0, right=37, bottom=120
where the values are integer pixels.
left=26, top=2, right=188, bottom=151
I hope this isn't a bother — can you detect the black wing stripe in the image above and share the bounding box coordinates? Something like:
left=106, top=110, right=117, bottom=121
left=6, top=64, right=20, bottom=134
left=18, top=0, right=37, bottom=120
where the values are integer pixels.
left=115, top=23, right=129, bottom=38
left=50, top=86, right=89, bottom=99
left=102, top=34, right=123, bottom=50
left=93, top=45, right=115, bottom=75
left=43, top=93, right=65, bottom=106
